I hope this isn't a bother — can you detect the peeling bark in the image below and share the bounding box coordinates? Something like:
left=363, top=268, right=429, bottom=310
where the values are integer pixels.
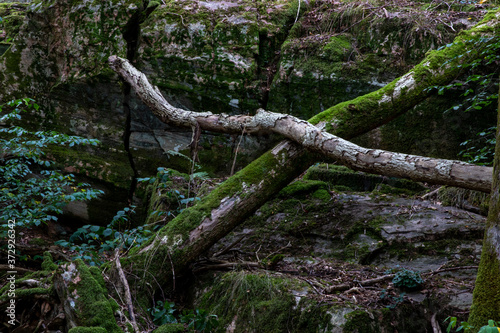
left=109, top=55, right=492, bottom=192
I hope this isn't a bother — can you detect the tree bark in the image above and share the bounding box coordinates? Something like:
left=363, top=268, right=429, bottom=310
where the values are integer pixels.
left=468, top=81, right=500, bottom=327
left=116, top=10, right=500, bottom=303
left=109, top=56, right=492, bottom=192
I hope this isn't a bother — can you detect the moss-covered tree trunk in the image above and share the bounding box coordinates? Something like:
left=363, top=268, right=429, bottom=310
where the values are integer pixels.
left=468, top=82, right=500, bottom=328
left=123, top=10, right=500, bottom=304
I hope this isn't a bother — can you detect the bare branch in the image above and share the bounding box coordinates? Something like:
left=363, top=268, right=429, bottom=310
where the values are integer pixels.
left=108, top=55, right=492, bottom=192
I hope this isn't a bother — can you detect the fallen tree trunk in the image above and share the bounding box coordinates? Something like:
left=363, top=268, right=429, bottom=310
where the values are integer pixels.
left=109, top=56, right=492, bottom=192
left=115, top=10, right=500, bottom=307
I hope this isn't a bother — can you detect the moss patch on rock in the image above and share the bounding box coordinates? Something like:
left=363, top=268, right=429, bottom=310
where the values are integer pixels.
left=197, top=271, right=332, bottom=332
left=56, top=260, right=121, bottom=332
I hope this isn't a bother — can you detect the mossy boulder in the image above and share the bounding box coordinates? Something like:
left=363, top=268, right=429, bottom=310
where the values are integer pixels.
left=196, top=271, right=333, bottom=332
left=267, top=0, right=482, bottom=119
left=54, top=260, right=121, bottom=332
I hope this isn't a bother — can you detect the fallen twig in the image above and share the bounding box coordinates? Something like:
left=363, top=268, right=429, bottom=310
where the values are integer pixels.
left=192, top=260, right=260, bottom=273
left=431, top=313, right=442, bottom=333
left=324, top=274, right=395, bottom=294
left=420, top=186, right=442, bottom=200
left=114, top=249, right=139, bottom=333
left=0, top=264, right=34, bottom=273
left=424, top=266, right=478, bottom=276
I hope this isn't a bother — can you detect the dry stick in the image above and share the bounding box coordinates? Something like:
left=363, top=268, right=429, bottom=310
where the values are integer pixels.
left=324, top=274, right=395, bottom=294
left=230, top=127, right=246, bottom=176
left=423, top=265, right=478, bottom=276
left=261, top=241, right=292, bottom=262
left=324, top=266, right=478, bottom=294
left=167, top=251, right=176, bottom=292
left=298, top=277, right=322, bottom=294
left=114, top=250, right=139, bottom=333
left=420, top=186, right=443, bottom=200
left=192, top=261, right=260, bottom=274
left=0, top=265, right=33, bottom=273
left=187, top=122, right=202, bottom=208
left=431, top=313, right=443, bottom=333
left=294, top=0, right=301, bottom=24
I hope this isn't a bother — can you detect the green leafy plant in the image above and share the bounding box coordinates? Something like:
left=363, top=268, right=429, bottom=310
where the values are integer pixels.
left=0, top=98, right=103, bottom=231
left=148, top=300, right=219, bottom=332
left=181, top=308, right=219, bottom=332
left=445, top=316, right=474, bottom=332
left=428, top=36, right=500, bottom=166
left=392, top=268, right=424, bottom=290
left=380, top=289, right=406, bottom=309
left=140, top=167, right=202, bottom=218
left=55, top=205, right=152, bottom=265
left=459, top=126, right=496, bottom=166
left=445, top=317, right=500, bottom=333
left=149, top=300, right=178, bottom=326
left=478, top=320, right=500, bottom=333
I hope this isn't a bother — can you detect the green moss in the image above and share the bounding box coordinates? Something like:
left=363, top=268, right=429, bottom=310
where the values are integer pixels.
left=438, top=186, right=489, bottom=215
left=469, top=242, right=500, bottom=329
left=16, top=287, right=51, bottom=297
left=322, top=35, right=352, bottom=61
left=305, top=164, right=425, bottom=194
left=312, top=188, right=331, bottom=201
left=0, top=3, right=28, bottom=40
left=68, top=327, right=108, bottom=333
left=468, top=83, right=500, bottom=328
left=88, top=266, right=106, bottom=290
left=278, top=179, right=328, bottom=197
left=300, top=10, right=500, bottom=139
left=29, top=237, right=49, bottom=247
left=66, top=260, right=122, bottom=332
left=41, top=251, right=58, bottom=271
left=343, top=310, right=377, bottom=332
left=47, top=143, right=134, bottom=191
left=153, top=324, right=185, bottom=333
left=371, top=184, right=416, bottom=196
left=198, top=271, right=331, bottom=332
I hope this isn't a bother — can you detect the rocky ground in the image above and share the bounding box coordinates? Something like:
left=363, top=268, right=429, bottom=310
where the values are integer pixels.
left=183, top=165, right=487, bottom=332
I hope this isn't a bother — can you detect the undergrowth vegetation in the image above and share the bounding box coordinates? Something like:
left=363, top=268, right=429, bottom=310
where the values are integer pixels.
left=429, top=35, right=500, bottom=165
left=0, top=98, right=103, bottom=234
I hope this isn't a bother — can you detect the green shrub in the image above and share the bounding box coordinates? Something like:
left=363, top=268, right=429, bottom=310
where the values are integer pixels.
left=0, top=98, right=102, bottom=232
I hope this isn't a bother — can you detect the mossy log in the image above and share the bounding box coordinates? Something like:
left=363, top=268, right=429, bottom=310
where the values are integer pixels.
left=118, top=10, right=500, bottom=303
left=469, top=82, right=500, bottom=328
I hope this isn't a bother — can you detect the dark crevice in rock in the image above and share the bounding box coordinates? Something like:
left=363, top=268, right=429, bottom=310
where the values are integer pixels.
left=122, top=84, right=138, bottom=202
left=256, top=10, right=304, bottom=109
left=121, top=2, right=159, bottom=201
left=256, top=32, right=280, bottom=109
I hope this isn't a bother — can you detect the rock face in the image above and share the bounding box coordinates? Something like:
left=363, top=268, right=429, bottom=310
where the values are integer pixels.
left=0, top=0, right=492, bottom=201
left=0, top=1, right=495, bottom=330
